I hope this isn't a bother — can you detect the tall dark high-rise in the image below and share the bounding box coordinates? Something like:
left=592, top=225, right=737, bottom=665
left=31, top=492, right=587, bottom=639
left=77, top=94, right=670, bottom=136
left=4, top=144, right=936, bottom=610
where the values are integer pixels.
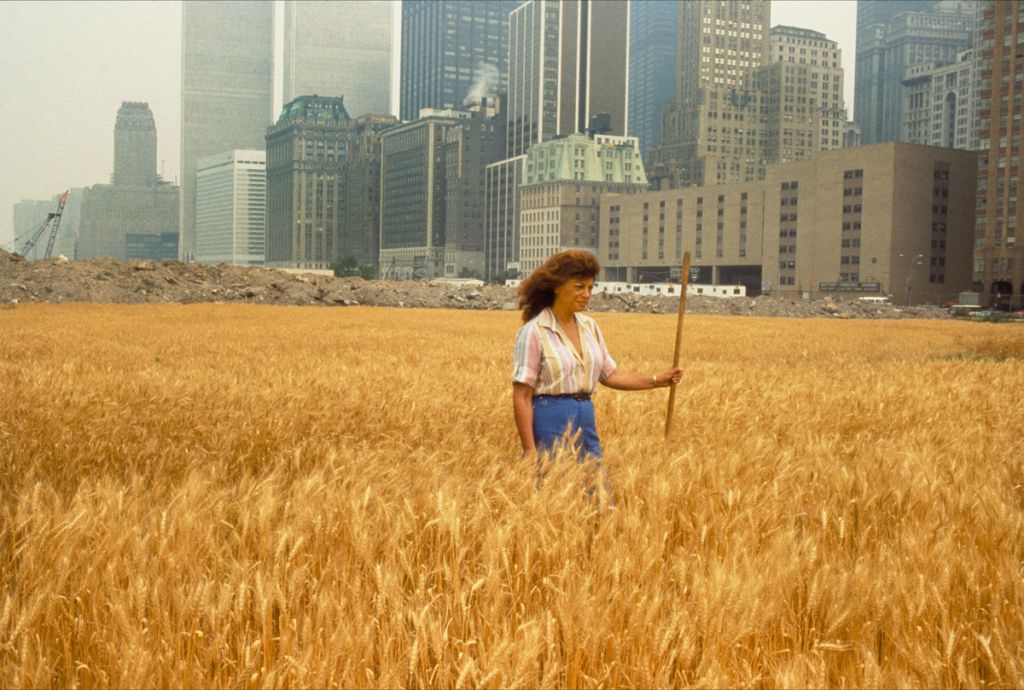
left=506, top=0, right=630, bottom=158
left=400, top=0, right=520, bottom=122
left=854, top=0, right=975, bottom=145
left=628, top=0, right=678, bottom=162
left=113, top=102, right=157, bottom=187
left=975, top=0, right=1023, bottom=308
left=180, top=1, right=274, bottom=262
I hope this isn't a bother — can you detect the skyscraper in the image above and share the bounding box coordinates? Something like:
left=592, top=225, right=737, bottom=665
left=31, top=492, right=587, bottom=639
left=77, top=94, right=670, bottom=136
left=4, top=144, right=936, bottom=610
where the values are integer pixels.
left=974, top=0, right=1023, bottom=308
left=854, top=0, right=933, bottom=146
left=760, top=26, right=847, bottom=162
left=400, top=0, right=520, bottom=122
left=79, top=104, right=179, bottom=261
left=628, top=0, right=678, bottom=162
left=265, top=96, right=354, bottom=270
left=113, top=102, right=158, bottom=188
left=854, top=0, right=975, bottom=145
left=283, top=1, right=392, bottom=117
left=180, top=0, right=274, bottom=262
left=195, top=150, right=266, bottom=266
left=653, top=0, right=771, bottom=188
left=506, top=0, right=630, bottom=158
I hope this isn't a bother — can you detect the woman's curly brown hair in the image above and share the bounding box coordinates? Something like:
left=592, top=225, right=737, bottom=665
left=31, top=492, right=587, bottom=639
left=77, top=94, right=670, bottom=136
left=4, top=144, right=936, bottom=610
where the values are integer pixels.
left=518, top=250, right=601, bottom=322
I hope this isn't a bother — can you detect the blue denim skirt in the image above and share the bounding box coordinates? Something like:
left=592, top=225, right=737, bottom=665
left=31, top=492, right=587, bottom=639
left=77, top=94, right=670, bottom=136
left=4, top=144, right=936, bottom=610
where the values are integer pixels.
left=532, top=395, right=603, bottom=459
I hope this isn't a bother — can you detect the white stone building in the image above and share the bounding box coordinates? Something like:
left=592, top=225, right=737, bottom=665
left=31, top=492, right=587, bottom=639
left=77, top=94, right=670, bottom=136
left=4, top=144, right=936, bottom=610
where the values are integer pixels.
left=195, top=150, right=266, bottom=266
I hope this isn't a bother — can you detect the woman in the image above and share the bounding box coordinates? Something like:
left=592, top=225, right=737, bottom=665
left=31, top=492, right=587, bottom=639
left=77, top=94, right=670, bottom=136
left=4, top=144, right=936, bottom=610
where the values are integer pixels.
left=512, top=250, right=683, bottom=462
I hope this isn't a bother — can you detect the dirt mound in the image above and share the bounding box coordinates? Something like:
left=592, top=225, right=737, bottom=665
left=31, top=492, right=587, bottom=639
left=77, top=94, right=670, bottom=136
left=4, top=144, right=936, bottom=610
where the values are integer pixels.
left=0, top=249, right=950, bottom=319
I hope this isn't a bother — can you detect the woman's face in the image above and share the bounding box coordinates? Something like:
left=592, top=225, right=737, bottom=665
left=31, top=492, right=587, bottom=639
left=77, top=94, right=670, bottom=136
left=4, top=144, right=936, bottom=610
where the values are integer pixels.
left=553, top=276, right=595, bottom=314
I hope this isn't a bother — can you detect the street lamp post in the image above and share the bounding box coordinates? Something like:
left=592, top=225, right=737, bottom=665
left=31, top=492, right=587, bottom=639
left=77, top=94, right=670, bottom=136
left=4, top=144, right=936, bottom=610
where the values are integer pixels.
left=899, top=253, right=923, bottom=306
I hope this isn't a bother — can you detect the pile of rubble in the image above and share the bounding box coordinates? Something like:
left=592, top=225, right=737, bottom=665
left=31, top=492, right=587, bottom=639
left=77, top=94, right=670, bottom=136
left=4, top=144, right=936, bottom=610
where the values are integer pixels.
left=0, top=250, right=952, bottom=319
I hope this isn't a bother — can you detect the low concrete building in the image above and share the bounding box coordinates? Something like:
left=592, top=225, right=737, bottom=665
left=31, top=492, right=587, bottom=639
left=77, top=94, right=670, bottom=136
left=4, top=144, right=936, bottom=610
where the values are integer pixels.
left=600, top=142, right=977, bottom=305
left=78, top=184, right=179, bottom=260
left=601, top=181, right=764, bottom=288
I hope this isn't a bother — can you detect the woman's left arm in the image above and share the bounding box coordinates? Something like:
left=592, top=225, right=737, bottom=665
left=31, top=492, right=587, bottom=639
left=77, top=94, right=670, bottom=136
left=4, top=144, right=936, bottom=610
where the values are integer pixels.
left=602, top=367, right=683, bottom=391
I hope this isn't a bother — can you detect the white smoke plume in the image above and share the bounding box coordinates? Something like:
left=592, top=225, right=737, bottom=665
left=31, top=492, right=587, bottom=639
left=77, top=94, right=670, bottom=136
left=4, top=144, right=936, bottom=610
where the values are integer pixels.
left=464, top=62, right=499, bottom=106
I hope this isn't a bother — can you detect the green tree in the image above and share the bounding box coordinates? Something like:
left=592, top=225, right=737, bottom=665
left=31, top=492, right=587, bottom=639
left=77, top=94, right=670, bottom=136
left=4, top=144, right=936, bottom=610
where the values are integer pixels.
left=332, top=254, right=360, bottom=277
left=491, top=269, right=519, bottom=284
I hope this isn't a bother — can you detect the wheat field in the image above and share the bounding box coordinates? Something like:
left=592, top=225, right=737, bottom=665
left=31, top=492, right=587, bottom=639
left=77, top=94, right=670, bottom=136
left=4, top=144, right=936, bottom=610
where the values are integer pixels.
left=1, top=303, right=1022, bottom=688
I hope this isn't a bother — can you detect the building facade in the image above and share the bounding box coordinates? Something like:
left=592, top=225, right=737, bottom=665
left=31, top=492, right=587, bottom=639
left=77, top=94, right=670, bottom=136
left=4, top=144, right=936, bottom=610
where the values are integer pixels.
left=653, top=0, right=772, bottom=188
left=483, top=155, right=526, bottom=280
left=78, top=186, right=179, bottom=260
left=506, top=0, right=630, bottom=158
left=180, top=0, right=274, bottom=262
left=854, top=1, right=976, bottom=145
left=902, top=49, right=980, bottom=149
left=484, top=0, right=631, bottom=280
left=380, top=105, right=504, bottom=280
left=627, top=0, right=678, bottom=162
left=379, top=110, right=463, bottom=280
left=400, top=0, right=520, bottom=121
left=601, top=142, right=977, bottom=305
left=519, top=133, right=648, bottom=274
left=265, top=96, right=354, bottom=270
left=974, top=0, right=1024, bottom=308
left=764, top=26, right=847, bottom=159
left=652, top=4, right=852, bottom=190
left=283, top=1, right=391, bottom=117
left=338, top=113, right=399, bottom=270
left=441, top=101, right=506, bottom=278
left=113, top=102, right=158, bottom=187
left=79, top=103, right=179, bottom=260
left=854, top=0, right=934, bottom=147
left=602, top=181, right=764, bottom=286
left=194, top=149, right=266, bottom=266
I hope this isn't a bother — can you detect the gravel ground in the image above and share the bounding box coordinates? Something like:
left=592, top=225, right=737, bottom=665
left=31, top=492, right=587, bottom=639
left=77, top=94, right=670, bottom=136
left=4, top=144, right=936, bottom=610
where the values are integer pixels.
left=0, top=249, right=954, bottom=319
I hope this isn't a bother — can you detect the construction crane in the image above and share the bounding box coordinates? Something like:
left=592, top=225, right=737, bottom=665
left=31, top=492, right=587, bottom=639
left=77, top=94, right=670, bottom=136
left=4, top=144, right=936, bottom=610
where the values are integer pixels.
left=18, top=190, right=68, bottom=259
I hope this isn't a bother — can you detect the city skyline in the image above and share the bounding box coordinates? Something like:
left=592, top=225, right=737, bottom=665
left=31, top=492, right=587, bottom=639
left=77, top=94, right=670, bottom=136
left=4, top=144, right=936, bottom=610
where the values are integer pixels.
left=0, top=0, right=857, bottom=247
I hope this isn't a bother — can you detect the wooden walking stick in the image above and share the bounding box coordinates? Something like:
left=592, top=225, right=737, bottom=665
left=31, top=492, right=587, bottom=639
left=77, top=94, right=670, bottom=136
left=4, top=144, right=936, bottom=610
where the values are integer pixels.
left=664, top=251, right=692, bottom=440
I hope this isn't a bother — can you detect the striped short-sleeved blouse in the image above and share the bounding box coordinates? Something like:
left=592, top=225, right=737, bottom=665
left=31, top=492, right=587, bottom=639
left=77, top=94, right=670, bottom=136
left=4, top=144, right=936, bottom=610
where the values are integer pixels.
left=512, top=307, right=617, bottom=395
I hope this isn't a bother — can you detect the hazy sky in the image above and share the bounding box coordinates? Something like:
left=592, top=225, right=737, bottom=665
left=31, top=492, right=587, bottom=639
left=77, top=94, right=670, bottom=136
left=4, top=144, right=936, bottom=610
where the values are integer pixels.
left=0, top=0, right=857, bottom=248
